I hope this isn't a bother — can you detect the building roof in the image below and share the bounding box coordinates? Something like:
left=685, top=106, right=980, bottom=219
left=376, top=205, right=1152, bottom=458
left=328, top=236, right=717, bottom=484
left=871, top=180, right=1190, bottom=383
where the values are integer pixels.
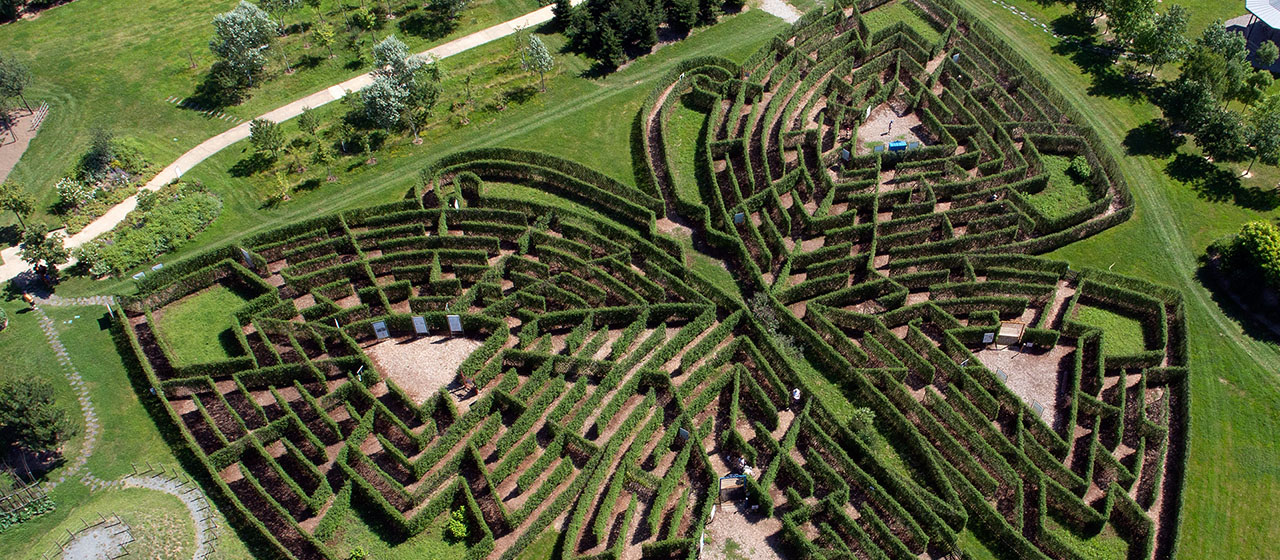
left=1247, top=0, right=1280, bottom=29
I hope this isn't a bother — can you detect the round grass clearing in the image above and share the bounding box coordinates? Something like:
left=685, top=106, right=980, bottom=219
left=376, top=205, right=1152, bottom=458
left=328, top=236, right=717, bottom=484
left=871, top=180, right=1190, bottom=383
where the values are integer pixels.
left=153, top=283, right=255, bottom=366
left=28, top=488, right=194, bottom=560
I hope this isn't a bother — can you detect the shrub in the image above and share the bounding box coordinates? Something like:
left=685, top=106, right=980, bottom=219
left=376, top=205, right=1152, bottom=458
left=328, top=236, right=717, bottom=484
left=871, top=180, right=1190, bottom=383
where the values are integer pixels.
left=1219, top=221, right=1280, bottom=289
left=87, top=181, right=222, bottom=276
left=1068, top=155, right=1092, bottom=181
left=448, top=506, right=470, bottom=540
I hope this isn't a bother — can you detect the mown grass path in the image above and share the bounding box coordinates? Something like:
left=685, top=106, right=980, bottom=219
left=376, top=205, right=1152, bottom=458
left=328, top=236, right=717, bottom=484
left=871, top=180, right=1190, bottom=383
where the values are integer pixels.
left=952, top=0, right=1280, bottom=556
left=0, top=0, right=581, bottom=282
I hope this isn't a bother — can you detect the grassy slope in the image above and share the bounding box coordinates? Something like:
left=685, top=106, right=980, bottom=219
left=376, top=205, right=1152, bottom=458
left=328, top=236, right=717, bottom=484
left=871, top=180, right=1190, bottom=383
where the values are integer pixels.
left=65, top=10, right=786, bottom=294
left=0, top=0, right=541, bottom=225
left=0, top=303, right=249, bottom=558
left=951, top=0, right=1280, bottom=557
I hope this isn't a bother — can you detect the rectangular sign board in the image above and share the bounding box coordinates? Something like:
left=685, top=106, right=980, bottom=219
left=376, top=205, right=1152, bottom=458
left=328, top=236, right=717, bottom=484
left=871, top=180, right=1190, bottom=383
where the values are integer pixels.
left=372, top=321, right=390, bottom=339
left=982, top=332, right=995, bottom=344
left=447, top=314, right=463, bottom=333
left=412, top=316, right=428, bottom=334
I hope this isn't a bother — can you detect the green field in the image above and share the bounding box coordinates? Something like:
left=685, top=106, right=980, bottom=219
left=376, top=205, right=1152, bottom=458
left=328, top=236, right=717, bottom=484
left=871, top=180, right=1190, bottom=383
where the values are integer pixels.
left=0, top=0, right=541, bottom=226
left=1073, top=305, right=1149, bottom=357
left=1030, top=154, right=1095, bottom=221
left=861, top=1, right=942, bottom=44
left=948, top=0, right=1280, bottom=557
left=153, top=284, right=251, bottom=366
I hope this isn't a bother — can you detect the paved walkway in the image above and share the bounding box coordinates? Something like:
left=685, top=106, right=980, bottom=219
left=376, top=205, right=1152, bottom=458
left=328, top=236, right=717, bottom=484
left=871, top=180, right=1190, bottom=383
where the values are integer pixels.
left=0, top=1, right=576, bottom=282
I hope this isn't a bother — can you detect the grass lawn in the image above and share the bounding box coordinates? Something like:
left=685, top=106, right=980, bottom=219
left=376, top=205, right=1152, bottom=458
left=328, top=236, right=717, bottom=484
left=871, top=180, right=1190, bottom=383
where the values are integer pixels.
left=664, top=100, right=708, bottom=209
left=1047, top=523, right=1128, bottom=560
left=949, top=0, right=1280, bottom=557
left=515, top=529, right=563, bottom=560
left=0, top=0, right=542, bottom=226
left=153, top=284, right=252, bottom=366
left=327, top=505, right=470, bottom=560
left=1029, top=154, right=1094, bottom=221
left=861, top=1, right=942, bottom=45
left=0, top=301, right=251, bottom=558
left=38, top=9, right=786, bottom=293
left=1073, top=305, right=1149, bottom=357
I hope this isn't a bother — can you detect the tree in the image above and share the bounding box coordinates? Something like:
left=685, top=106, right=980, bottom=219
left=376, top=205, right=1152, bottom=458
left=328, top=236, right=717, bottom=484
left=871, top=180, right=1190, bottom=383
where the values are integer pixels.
left=314, top=20, right=336, bottom=58
left=313, top=141, right=336, bottom=181
left=361, top=74, right=407, bottom=131
left=1073, top=0, right=1106, bottom=21
left=249, top=118, right=285, bottom=155
left=695, top=0, right=720, bottom=26
left=666, top=0, right=698, bottom=36
left=210, top=1, right=277, bottom=86
left=552, top=0, right=573, bottom=29
left=0, top=180, right=33, bottom=229
left=372, top=35, right=423, bottom=88
left=1258, top=41, right=1280, bottom=68
left=429, top=0, right=472, bottom=20
left=598, top=23, right=625, bottom=69
left=1105, top=0, right=1156, bottom=47
left=0, top=54, right=32, bottom=112
left=400, top=67, right=441, bottom=142
left=1130, top=5, right=1189, bottom=76
left=298, top=105, right=321, bottom=136
left=522, top=35, right=554, bottom=92
left=18, top=226, right=69, bottom=270
left=1195, top=107, right=1250, bottom=162
left=260, top=0, right=300, bottom=35
left=0, top=378, right=78, bottom=454
left=1244, top=94, right=1280, bottom=175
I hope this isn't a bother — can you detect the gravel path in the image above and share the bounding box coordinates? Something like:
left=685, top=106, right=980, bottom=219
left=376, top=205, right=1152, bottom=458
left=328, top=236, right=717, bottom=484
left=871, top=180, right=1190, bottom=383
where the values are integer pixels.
left=60, top=521, right=132, bottom=560
left=123, top=472, right=219, bottom=560
left=30, top=296, right=217, bottom=560
left=759, top=0, right=801, bottom=24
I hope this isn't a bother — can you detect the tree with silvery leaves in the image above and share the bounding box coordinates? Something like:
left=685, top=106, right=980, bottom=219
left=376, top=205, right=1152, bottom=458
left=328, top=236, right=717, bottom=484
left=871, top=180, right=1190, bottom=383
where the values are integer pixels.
left=210, top=1, right=277, bottom=86
left=522, top=35, right=554, bottom=92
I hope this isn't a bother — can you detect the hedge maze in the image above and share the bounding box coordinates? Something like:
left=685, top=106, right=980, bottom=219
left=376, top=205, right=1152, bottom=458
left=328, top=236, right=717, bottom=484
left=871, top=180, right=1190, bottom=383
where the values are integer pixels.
left=116, top=1, right=1189, bottom=559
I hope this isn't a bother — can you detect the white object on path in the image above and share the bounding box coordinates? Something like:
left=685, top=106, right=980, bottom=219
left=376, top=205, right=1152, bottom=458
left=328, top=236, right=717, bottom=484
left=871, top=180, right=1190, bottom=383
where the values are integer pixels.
left=759, top=0, right=801, bottom=24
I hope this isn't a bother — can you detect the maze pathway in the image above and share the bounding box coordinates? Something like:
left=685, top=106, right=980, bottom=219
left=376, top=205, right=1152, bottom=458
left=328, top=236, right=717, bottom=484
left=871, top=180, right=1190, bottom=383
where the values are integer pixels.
left=117, top=1, right=1188, bottom=559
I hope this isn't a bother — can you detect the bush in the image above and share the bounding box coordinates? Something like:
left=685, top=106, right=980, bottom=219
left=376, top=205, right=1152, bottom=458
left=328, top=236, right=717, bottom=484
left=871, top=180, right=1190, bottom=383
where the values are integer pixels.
left=448, top=506, right=470, bottom=540
left=0, top=378, right=79, bottom=454
left=85, top=181, right=222, bottom=276
left=1219, top=221, right=1280, bottom=289
left=1068, top=155, right=1092, bottom=182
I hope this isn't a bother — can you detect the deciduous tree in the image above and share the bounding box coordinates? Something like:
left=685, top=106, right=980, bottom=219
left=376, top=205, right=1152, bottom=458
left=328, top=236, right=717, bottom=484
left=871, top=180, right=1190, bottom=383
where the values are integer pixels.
left=18, top=226, right=69, bottom=270
left=361, top=74, right=407, bottom=131
left=0, top=180, right=33, bottom=229
left=522, top=35, right=555, bottom=92
left=314, top=20, right=336, bottom=58
left=249, top=118, right=285, bottom=155
left=1244, top=94, right=1280, bottom=174
left=210, top=1, right=277, bottom=86
left=1130, top=5, right=1189, bottom=75
left=298, top=105, right=321, bottom=136
left=0, top=54, right=32, bottom=112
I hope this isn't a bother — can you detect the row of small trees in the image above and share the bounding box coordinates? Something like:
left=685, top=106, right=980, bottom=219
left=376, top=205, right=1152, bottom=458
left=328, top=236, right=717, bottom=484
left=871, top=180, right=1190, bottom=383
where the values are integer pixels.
left=554, top=0, right=735, bottom=69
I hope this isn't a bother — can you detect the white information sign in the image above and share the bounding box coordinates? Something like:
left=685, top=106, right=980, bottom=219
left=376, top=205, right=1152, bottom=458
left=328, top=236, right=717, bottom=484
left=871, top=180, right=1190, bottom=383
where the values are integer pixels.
left=447, top=314, right=463, bottom=333
left=373, top=321, right=390, bottom=339
left=412, top=316, right=429, bottom=334
left=982, top=332, right=995, bottom=344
